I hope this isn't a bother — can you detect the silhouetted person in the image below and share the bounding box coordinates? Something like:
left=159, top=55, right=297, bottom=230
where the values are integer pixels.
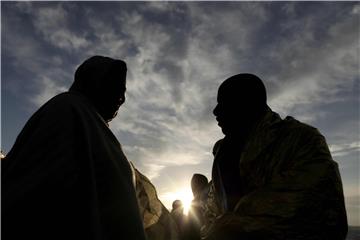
left=185, top=174, right=209, bottom=240
left=201, top=74, right=348, bottom=240
left=170, top=199, right=186, bottom=239
left=190, top=174, right=209, bottom=224
left=171, top=200, right=185, bottom=224
left=172, top=199, right=184, bottom=211
left=2, top=56, right=146, bottom=240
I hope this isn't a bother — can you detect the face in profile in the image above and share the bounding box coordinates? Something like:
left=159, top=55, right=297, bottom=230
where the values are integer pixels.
left=213, top=74, right=267, bottom=137
left=213, top=92, right=239, bottom=136
left=97, top=73, right=126, bottom=123
left=70, top=56, right=128, bottom=123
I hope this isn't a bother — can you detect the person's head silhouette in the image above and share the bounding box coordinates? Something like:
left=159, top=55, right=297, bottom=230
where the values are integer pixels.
left=70, top=56, right=127, bottom=123
left=172, top=199, right=184, bottom=211
left=191, top=174, right=208, bottom=198
left=213, top=73, right=267, bottom=137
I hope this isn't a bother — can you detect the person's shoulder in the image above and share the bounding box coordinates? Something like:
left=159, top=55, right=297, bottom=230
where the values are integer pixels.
left=282, top=116, right=320, bottom=135
left=45, top=92, right=85, bottom=107
left=42, top=92, right=94, bottom=114
left=280, top=115, right=325, bottom=144
left=25, top=92, right=97, bottom=127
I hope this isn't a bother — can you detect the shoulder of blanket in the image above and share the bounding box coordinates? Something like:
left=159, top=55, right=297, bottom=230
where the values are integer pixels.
left=43, top=92, right=90, bottom=109
left=38, top=92, right=97, bottom=117
left=282, top=116, right=322, bottom=136
left=280, top=115, right=326, bottom=145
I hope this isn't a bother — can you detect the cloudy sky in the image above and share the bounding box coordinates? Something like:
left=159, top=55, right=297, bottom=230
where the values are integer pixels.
left=2, top=2, right=359, bottom=225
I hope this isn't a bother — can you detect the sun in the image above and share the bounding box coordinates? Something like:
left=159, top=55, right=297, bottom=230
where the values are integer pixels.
left=162, top=187, right=194, bottom=215
left=175, top=188, right=194, bottom=215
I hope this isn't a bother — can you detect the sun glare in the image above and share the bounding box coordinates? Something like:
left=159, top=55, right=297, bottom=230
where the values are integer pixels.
left=163, top=187, right=194, bottom=215
left=178, top=188, right=194, bottom=215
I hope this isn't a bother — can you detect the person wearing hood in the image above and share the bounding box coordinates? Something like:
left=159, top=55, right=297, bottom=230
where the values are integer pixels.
left=201, top=74, right=348, bottom=240
left=2, top=56, right=146, bottom=240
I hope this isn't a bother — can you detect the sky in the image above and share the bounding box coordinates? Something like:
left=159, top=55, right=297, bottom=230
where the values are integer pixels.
left=1, top=1, right=359, bottom=225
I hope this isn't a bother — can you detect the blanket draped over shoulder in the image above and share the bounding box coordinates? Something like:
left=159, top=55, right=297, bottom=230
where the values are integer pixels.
left=2, top=92, right=146, bottom=240
left=203, top=109, right=348, bottom=240
left=132, top=165, right=179, bottom=240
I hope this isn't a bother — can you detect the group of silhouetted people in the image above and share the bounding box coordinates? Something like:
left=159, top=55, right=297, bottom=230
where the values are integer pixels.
left=170, top=174, right=209, bottom=240
left=2, top=56, right=348, bottom=240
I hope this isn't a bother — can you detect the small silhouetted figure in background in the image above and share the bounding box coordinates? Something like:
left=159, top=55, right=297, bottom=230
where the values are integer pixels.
left=202, top=73, right=348, bottom=240
left=184, top=174, right=209, bottom=240
left=170, top=199, right=186, bottom=238
left=2, top=56, right=146, bottom=240
left=190, top=174, right=209, bottom=225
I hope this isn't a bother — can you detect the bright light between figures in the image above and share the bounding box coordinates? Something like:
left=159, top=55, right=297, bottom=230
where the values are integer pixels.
left=162, top=187, right=194, bottom=215
left=177, top=188, right=194, bottom=215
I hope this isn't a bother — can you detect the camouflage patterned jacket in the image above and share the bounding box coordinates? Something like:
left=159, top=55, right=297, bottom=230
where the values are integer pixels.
left=202, top=108, right=348, bottom=240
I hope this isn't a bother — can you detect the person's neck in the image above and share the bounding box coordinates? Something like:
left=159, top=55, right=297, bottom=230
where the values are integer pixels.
left=230, top=110, right=267, bottom=139
left=226, top=126, right=252, bottom=142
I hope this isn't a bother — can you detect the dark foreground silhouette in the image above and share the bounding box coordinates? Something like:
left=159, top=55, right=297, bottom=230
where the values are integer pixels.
left=2, top=56, right=147, bottom=240
left=200, top=74, right=348, bottom=240
left=2, top=56, right=348, bottom=240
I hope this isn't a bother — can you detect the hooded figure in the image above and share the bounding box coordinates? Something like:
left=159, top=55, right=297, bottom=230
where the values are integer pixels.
left=2, top=56, right=146, bottom=240
left=202, top=74, right=348, bottom=240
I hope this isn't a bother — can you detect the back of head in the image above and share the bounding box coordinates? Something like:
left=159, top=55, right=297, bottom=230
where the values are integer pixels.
left=191, top=174, right=209, bottom=196
left=218, top=73, right=267, bottom=112
left=70, top=56, right=127, bottom=122
left=172, top=199, right=183, bottom=210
